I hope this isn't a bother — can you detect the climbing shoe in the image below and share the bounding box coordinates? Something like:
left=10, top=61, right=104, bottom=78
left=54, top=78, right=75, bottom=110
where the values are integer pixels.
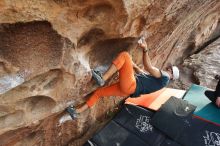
left=66, top=105, right=78, bottom=120
left=92, top=69, right=105, bottom=86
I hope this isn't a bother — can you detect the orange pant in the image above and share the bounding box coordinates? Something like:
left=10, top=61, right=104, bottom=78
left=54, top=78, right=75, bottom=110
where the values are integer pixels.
left=86, top=52, right=137, bottom=107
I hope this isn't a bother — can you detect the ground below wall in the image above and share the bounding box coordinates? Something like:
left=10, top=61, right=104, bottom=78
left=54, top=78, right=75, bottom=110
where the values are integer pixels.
left=0, top=0, right=220, bottom=146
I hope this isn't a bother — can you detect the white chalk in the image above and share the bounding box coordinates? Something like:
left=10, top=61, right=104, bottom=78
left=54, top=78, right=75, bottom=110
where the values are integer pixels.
left=59, top=113, right=72, bottom=125
left=0, top=73, right=24, bottom=94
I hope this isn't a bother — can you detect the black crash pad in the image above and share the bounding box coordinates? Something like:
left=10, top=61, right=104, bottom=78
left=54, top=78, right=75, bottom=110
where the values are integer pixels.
left=178, top=117, right=220, bottom=146
left=160, top=138, right=182, bottom=146
left=113, top=104, right=165, bottom=146
left=151, top=96, right=196, bottom=141
left=88, top=120, right=150, bottom=146
left=84, top=104, right=167, bottom=146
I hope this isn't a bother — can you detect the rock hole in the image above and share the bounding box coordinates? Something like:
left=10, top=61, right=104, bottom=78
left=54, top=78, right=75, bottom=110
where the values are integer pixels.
left=0, top=21, right=64, bottom=78
left=77, top=28, right=105, bottom=48
left=83, top=3, right=115, bottom=21
left=87, top=37, right=137, bottom=68
left=22, top=96, right=56, bottom=118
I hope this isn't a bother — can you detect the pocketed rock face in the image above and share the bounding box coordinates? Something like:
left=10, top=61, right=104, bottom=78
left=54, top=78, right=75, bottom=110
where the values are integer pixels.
left=0, top=0, right=220, bottom=146
left=183, top=38, right=220, bottom=89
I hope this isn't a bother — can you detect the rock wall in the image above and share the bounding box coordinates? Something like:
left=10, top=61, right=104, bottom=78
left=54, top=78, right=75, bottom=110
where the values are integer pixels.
left=184, top=38, right=220, bottom=89
left=0, top=0, right=220, bottom=146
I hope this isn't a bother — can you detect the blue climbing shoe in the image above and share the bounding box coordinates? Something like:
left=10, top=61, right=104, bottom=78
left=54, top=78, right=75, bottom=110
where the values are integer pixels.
left=66, top=106, right=78, bottom=120
left=92, top=69, right=105, bottom=86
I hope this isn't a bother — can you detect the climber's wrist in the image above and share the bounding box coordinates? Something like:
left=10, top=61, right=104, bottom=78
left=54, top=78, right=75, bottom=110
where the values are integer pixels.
left=143, top=47, right=149, bottom=52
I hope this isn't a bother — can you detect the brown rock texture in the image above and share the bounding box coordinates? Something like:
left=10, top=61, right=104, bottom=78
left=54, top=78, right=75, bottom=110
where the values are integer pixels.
left=0, top=0, right=220, bottom=146
left=183, top=38, right=220, bottom=89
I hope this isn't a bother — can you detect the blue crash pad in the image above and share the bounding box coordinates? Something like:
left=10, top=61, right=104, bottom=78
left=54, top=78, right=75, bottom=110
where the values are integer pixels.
left=183, top=84, right=220, bottom=125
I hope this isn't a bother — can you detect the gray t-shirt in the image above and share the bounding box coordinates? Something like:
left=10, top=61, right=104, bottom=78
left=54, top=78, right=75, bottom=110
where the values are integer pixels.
left=131, top=71, right=170, bottom=97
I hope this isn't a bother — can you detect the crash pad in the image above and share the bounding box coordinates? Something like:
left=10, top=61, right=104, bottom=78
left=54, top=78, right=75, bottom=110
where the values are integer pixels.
left=113, top=104, right=165, bottom=146
left=88, top=120, right=150, bottom=146
left=151, top=97, right=196, bottom=141
left=161, top=138, right=182, bottom=146
left=126, top=88, right=186, bottom=111
left=84, top=105, right=166, bottom=146
left=183, top=84, right=220, bottom=125
left=178, top=117, right=220, bottom=146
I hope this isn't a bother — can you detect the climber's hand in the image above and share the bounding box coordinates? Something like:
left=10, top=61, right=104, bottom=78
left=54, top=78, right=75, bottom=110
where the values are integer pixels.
left=138, top=37, right=148, bottom=50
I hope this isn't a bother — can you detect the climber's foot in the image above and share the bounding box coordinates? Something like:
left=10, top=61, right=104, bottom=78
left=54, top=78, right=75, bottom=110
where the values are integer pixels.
left=66, top=105, right=78, bottom=120
left=92, top=69, right=105, bottom=86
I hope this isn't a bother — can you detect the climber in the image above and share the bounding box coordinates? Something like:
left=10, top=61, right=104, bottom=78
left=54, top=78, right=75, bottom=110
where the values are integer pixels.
left=67, top=37, right=180, bottom=119
left=205, top=75, right=220, bottom=107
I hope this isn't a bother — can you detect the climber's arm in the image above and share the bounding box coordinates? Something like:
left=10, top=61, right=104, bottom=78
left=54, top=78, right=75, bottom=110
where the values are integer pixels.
left=143, top=50, right=161, bottom=78
left=132, top=62, right=145, bottom=74
left=138, top=39, right=161, bottom=78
